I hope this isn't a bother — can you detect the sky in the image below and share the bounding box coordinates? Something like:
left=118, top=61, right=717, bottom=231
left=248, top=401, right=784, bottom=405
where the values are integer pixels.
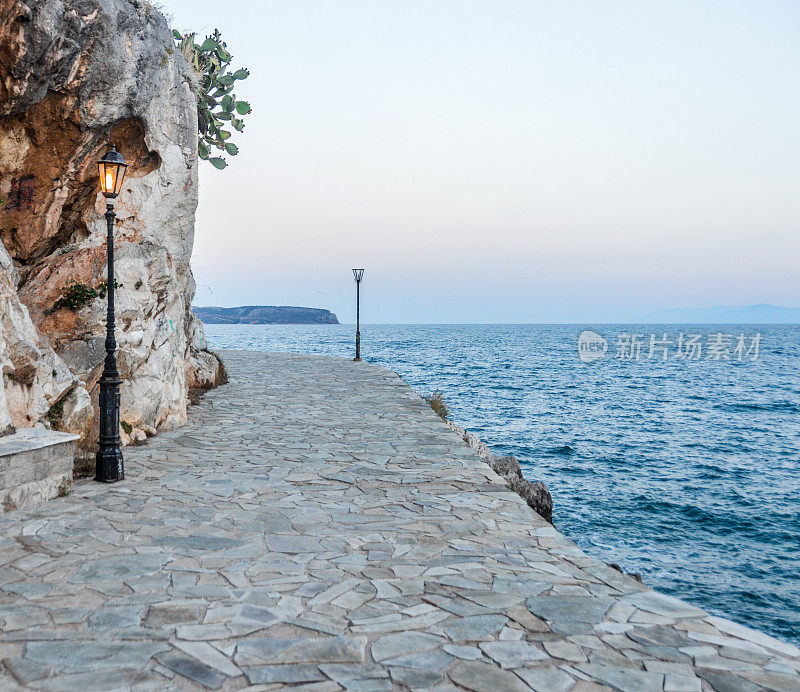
left=164, top=1, right=800, bottom=323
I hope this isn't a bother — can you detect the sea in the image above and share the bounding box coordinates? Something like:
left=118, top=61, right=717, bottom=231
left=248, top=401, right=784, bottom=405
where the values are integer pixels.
left=203, top=323, right=800, bottom=645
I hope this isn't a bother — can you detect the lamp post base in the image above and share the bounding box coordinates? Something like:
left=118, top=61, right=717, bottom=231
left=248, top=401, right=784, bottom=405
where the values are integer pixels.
left=95, top=447, right=124, bottom=483
left=353, top=358, right=362, bottom=362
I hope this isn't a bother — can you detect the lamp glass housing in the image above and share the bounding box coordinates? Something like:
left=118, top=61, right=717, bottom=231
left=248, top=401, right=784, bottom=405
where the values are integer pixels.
left=98, top=146, right=129, bottom=199
left=352, top=268, right=364, bottom=282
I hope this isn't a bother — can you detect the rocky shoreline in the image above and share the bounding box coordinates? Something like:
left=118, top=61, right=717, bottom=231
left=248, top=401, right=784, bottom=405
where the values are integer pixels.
left=444, top=416, right=650, bottom=583
left=445, top=413, right=650, bottom=584
left=445, top=420, right=553, bottom=524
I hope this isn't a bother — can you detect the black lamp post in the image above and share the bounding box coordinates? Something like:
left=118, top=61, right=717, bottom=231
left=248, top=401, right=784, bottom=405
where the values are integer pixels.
left=352, top=268, right=364, bottom=361
left=95, top=145, right=128, bottom=483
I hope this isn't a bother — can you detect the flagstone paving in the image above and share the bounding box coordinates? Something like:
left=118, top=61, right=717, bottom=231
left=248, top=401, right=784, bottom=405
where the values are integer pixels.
left=0, top=350, right=798, bottom=690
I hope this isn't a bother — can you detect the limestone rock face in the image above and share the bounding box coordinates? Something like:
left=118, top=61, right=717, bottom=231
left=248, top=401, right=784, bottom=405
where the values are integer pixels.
left=0, top=0, right=220, bottom=444
left=0, top=241, right=86, bottom=433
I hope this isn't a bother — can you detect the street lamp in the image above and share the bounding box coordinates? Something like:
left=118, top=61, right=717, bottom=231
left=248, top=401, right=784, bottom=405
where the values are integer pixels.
left=95, top=145, right=128, bottom=483
left=352, top=269, right=364, bottom=361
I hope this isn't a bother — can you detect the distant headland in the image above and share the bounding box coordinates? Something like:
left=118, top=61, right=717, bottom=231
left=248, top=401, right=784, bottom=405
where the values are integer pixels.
left=193, top=306, right=339, bottom=325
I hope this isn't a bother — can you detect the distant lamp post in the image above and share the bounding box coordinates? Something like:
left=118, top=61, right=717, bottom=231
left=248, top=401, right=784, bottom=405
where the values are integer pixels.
left=352, top=268, right=364, bottom=361
left=95, top=145, right=128, bottom=483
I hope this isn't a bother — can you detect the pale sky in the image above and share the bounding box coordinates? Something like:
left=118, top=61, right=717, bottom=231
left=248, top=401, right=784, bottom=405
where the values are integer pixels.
left=165, top=1, right=800, bottom=323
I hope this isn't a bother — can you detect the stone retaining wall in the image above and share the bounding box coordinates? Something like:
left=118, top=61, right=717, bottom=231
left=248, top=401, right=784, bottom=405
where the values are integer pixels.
left=0, top=428, right=78, bottom=511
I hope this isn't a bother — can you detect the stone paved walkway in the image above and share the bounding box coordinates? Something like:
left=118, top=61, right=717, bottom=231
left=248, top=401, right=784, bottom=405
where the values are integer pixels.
left=0, top=351, right=798, bottom=691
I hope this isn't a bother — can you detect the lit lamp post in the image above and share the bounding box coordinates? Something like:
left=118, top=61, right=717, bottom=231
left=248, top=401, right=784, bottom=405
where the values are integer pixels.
left=352, top=268, right=364, bottom=361
left=95, top=145, right=128, bottom=483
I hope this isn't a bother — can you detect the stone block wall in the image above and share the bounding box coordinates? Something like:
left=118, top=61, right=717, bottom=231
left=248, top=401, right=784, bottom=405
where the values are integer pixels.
left=0, top=429, right=79, bottom=510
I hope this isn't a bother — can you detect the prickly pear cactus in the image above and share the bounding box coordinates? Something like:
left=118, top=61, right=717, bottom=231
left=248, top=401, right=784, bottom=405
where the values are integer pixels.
left=174, top=29, right=252, bottom=170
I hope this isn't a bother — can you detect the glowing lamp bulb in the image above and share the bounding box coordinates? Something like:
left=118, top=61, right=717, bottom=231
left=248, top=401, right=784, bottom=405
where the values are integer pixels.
left=98, top=145, right=128, bottom=199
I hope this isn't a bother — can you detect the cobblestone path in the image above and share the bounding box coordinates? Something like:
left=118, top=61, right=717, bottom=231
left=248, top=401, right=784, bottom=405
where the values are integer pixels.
left=0, top=351, right=798, bottom=690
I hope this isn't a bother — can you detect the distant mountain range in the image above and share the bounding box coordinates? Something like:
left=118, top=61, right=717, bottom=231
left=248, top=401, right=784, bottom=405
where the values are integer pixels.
left=193, top=306, right=339, bottom=325
left=637, top=304, right=800, bottom=324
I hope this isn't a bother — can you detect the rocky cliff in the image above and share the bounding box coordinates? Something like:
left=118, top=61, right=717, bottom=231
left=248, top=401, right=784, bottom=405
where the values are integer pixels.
left=0, top=0, right=221, bottom=445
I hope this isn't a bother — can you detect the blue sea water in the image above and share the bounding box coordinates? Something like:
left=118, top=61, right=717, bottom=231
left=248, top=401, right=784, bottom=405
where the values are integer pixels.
left=203, top=323, right=800, bottom=645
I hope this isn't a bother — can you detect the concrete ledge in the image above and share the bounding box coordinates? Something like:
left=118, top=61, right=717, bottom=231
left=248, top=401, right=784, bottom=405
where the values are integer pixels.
left=0, top=429, right=79, bottom=511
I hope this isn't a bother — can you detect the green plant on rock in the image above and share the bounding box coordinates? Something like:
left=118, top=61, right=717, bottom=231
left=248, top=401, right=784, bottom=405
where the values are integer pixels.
left=50, top=281, right=98, bottom=313
left=174, top=28, right=252, bottom=170
left=45, top=398, right=65, bottom=429
left=97, top=279, right=122, bottom=299
left=49, top=279, right=123, bottom=313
